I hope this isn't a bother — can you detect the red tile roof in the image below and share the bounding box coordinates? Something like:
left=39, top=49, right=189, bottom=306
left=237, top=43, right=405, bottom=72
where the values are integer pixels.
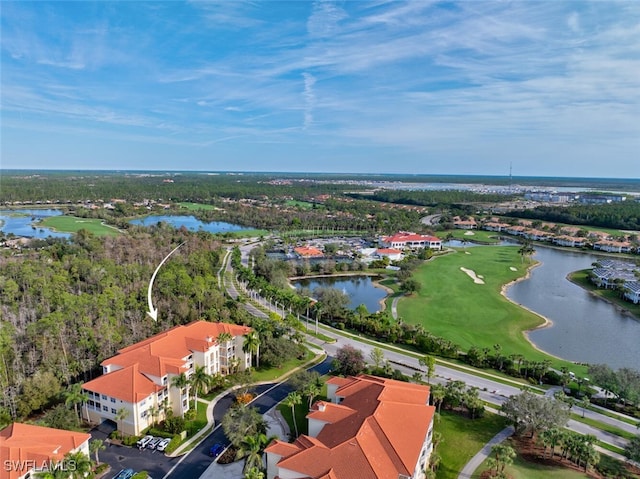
left=382, top=232, right=441, bottom=244
left=294, top=246, right=324, bottom=257
left=267, top=375, right=435, bottom=479
left=90, top=321, right=251, bottom=402
left=0, top=423, right=90, bottom=479
left=83, top=363, right=164, bottom=403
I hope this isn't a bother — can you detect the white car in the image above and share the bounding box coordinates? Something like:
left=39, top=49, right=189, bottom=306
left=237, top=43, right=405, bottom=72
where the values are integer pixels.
left=156, top=438, right=171, bottom=452
left=136, top=435, right=153, bottom=449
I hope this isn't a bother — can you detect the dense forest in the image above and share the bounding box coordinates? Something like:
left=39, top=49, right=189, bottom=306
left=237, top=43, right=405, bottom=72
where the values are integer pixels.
left=0, top=225, right=249, bottom=420
left=505, top=202, right=640, bottom=231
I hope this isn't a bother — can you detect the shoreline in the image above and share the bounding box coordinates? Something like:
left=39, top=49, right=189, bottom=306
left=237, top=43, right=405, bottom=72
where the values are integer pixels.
left=499, top=259, right=571, bottom=362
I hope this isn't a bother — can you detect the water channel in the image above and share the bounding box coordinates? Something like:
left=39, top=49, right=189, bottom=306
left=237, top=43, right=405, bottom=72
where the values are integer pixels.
left=506, top=246, right=640, bottom=370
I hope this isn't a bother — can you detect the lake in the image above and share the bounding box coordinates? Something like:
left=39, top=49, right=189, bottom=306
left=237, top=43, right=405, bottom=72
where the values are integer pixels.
left=292, top=276, right=388, bottom=314
left=506, top=246, right=640, bottom=370
left=0, top=209, right=71, bottom=239
left=129, top=215, right=251, bottom=234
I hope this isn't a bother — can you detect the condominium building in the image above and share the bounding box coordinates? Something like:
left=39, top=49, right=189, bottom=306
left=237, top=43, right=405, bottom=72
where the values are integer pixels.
left=266, top=374, right=436, bottom=479
left=82, top=320, right=252, bottom=436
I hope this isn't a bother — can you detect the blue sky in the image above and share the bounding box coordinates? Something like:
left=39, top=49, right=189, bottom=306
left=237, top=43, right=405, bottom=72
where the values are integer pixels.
left=1, top=1, right=639, bottom=178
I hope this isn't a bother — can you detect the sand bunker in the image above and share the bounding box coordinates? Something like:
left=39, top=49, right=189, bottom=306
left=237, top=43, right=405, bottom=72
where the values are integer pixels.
left=465, top=251, right=471, bottom=255
left=510, top=267, right=517, bottom=271
left=463, top=231, right=475, bottom=236
left=460, top=267, right=485, bottom=284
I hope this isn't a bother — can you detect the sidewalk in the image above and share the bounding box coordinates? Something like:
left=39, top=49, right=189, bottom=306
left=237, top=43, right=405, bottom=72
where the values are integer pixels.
left=457, top=425, right=515, bottom=479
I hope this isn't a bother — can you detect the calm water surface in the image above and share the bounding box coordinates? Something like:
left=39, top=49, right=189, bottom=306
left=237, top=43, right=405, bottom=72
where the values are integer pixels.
left=130, top=215, right=251, bottom=233
left=292, top=276, right=387, bottom=313
left=506, top=247, right=640, bottom=370
left=0, top=209, right=71, bottom=239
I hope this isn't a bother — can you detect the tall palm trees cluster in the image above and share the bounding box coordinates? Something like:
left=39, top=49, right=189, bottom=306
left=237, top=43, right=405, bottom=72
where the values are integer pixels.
left=538, top=428, right=600, bottom=472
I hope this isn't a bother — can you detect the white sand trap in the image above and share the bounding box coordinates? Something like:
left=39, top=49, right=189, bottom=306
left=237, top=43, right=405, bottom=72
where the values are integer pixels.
left=463, top=231, right=475, bottom=236
left=510, top=267, right=517, bottom=271
left=477, top=275, right=484, bottom=279
left=460, top=267, right=485, bottom=284
left=465, top=251, right=471, bottom=255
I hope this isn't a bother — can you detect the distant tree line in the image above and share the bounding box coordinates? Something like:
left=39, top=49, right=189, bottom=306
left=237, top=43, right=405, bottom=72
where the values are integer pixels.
left=504, top=202, right=640, bottom=231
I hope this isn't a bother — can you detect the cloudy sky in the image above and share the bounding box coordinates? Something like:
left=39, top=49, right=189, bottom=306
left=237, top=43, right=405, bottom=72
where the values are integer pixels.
left=1, top=1, right=639, bottom=177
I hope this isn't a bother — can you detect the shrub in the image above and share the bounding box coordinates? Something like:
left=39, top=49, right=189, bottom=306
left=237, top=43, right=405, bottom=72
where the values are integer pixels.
left=122, top=435, right=140, bottom=447
left=163, top=435, right=182, bottom=455
left=131, top=472, right=149, bottom=479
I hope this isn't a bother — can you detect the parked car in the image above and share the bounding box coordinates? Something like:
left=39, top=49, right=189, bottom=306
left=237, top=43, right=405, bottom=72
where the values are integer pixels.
left=136, top=435, right=153, bottom=449
left=112, top=469, right=134, bottom=479
left=156, top=437, right=171, bottom=452
left=209, top=443, right=225, bottom=458
left=147, top=437, right=163, bottom=449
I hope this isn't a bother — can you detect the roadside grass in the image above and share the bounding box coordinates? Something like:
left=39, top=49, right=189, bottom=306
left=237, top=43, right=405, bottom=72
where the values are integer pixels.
left=436, top=410, right=509, bottom=479
left=39, top=215, right=120, bottom=236
left=249, top=348, right=320, bottom=383
left=568, top=270, right=640, bottom=319
left=216, top=229, right=269, bottom=238
left=571, top=413, right=637, bottom=440
left=397, top=245, right=586, bottom=372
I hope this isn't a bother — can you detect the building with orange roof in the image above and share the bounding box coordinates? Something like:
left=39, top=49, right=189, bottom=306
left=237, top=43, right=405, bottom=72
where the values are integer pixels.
left=0, top=423, right=90, bottom=479
left=82, top=320, right=252, bottom=436
left=265, top=374, right=436, bottom=479
left=380, top=232, right=442, bottom=251
left=294, top=246, right=324, bottom=258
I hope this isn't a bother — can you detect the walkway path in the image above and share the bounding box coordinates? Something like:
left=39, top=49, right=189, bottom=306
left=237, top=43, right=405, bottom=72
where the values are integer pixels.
left=458, top=425, right=515, bottom=479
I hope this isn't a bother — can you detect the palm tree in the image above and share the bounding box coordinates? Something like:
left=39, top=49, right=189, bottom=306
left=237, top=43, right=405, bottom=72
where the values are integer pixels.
left=236, top=433, right=272, bottom=473
left=302, top=382, right=320, bottom=409
left=64, top=383, right=88, bottom=425
left=64, top=451, right=92, bottom=479
left=242, top=331, right=261, bottom=368
left=89, top=439, right=105, bottom=465
left=115, top=408, right=130, bottom=439
left=190, top=365, right=211, bottom=405
left=518, top=239, right=535, bottom=264
left=244, top=467, right=265, bottom=479
left=283, top=391, right=302, bottom=438
left=171, top=372, right=190, bottom=418
left=430, top=383, right=446, bottom=414
left=148, top=404, right=160, bottom=427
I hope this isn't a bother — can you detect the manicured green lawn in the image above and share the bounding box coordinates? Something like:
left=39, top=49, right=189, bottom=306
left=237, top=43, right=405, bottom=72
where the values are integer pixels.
left=437, top=229, right=501, bottom=244
left=179, top=202, right=218, bottom=211
left=285, top=200, right=317, bottom=210
left=249, top=349, right=315, bottom=382
left=40, top=215, right=120, bottom=236
left=397, top=245, right=582, bottom=371
left=436, top=410, right=509, bottom=479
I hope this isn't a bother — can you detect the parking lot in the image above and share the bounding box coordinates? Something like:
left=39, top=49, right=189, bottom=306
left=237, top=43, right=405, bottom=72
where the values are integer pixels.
left=90, top=428, right=180, bottom=479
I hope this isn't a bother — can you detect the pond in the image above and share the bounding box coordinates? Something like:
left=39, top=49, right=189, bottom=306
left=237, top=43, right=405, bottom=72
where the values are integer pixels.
left=0, top=209, right=71, bottom=239
left=129, top=215, right=252, bottom=234
left=292, top=276, right=388, bottom=313
left=506, top=246, right=640, bottom=370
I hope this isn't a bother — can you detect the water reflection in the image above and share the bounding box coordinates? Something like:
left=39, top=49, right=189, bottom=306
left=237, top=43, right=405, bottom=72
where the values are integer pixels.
left=506, top=247, right=640, bottom=370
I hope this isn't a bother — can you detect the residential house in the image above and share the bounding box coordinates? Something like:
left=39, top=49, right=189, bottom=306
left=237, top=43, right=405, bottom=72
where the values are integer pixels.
left=482, top=221, right=510, bottom=232
left=265, top=374, right=436, bottom=479
left=380, top=232, right=442, bottom=250
left=452, top=216, right=477, bottom=230
left=82, top=321, right=252, bottom=436
left=623, top=281, right=640, bottom=304
left=551, top=236, right=586, bottom=248
left=0, top=423, right=90, bottom=479
left=593, top=240, right=634, bottom=254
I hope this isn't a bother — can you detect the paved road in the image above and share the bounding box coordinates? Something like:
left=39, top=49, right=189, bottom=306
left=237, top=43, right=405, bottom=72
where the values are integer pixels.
left=164, top=357, right=333, bottom=479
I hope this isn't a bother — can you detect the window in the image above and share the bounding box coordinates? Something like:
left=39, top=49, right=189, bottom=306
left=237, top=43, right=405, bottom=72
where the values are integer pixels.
left=111, top=408, right=116, bottom=414
left=102, top=394, right=107, bottom=400
left=141, top=410, right=147, bottom=418
left=110, top=397, right=116, bottom=403
left=103, top=406, right=108, bottom=412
